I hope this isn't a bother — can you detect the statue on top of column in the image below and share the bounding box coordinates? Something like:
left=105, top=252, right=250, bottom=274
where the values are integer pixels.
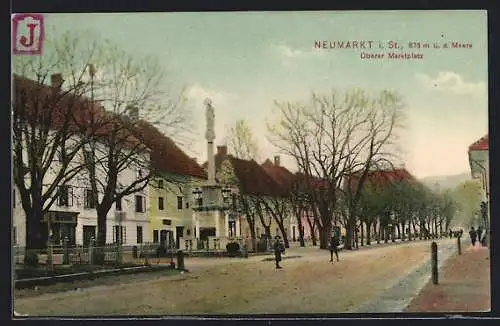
left=205, top=98, right=215, bottom=141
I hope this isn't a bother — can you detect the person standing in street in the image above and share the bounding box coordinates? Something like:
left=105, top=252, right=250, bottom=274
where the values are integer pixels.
left=469, top=227, right=477, bottom=247
left=274, top=235, right=285, bottom=269
left=476, top=227, right=483, bottom=247
left=449, top=229, right=453, bottom=239
left=329, top=233, right=340, bottom=262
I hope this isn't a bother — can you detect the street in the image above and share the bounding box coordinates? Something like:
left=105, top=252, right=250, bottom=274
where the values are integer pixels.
left=14, top=239, right=458, bottom=316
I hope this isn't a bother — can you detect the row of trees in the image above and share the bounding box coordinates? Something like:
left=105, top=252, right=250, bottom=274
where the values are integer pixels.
left=354, top=177, right=457, bottom=247
left=13, top=31, right=187, bottom=261
left=267, top=89, right=406, bottom=249
left=223, top=89, right=461, bottom=251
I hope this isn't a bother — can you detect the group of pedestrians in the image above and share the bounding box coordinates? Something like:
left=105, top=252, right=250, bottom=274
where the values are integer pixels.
left=469, top=226, right=487, bottom=247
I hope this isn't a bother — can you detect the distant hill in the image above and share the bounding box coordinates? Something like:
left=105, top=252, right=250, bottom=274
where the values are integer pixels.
left=419, top=172, right=472, bottom=190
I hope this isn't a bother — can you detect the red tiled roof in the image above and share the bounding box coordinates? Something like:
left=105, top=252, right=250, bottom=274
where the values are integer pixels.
left=228, top=156, right=283, bottom=196
left=469, top=134, right=488, bottom=151
left=13, top=74, right=105, bottom=132
left=294, top=172, right=330, bottom=190
left=14, top=74, right=206, bottom=179
left=205, top=152, right=282, bottom=196
left=347, top=168, right=417, bottom=189
left=135, top=121, right=207, bottom=179
left=261, top=159, right=296, bottom=194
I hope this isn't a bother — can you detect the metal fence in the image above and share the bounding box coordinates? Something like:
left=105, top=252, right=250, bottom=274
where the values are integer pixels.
left=13, top=242, right=167, bottom=269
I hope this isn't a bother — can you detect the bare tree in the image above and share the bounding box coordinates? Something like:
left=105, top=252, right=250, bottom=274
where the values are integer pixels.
left=225, top=120, right=265, bottom=247
left=268, top=89, right=405, bottom=249
left=76, top=41, right=188, bottom=261
left=13, top=31, right=101, bottom=255
left=227, top=120, right=260, bottom=161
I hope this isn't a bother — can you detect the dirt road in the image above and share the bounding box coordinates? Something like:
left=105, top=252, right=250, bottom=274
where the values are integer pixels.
left=14, top=239, right=457, bottom=316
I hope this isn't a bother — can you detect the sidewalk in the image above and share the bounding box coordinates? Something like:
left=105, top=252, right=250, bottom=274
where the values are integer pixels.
left=405, top=244, right=490, bottom=312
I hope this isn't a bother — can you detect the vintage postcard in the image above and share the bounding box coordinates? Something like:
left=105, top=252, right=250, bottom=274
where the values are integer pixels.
left=12, top=10, right=489, bottom=317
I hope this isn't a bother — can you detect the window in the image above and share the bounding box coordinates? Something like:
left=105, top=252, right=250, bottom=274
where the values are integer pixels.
left=12, top=226, right=17, bottom=245
left=116, top=197, right=122, bottom=211
left=82, top=225, right=96, bottom=247
left=137, top=226, right=143, bottom=244
left=177, top=196, right=183, bottom=210
left=58, top=185, right=72, bottom=206
left=84, top=189, right=96, bottom=209
left=196, top=197, right=203, bottom=206
left=114, top=225, right=126, bottom=244
left=83, top=150, right=93, bottom=166
left=135, top=195, right=145, bottom=213
left=185, top=202, right=189, bottom=209
left=158, top=197, right=164, bottom=211
left=158, top=179, right=164, bottom=189
left=153, top=230, right=159, bottom=243
left=162, top=219, right=172, bottom=226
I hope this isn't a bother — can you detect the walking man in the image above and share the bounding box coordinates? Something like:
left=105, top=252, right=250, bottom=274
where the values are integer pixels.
left=329, top=232, right=340, bottom=262
left=274, top=235, right=285, bottom=269
left=449, top=229, right=453, bottom=239
left=469, top=227, right=477, bottom=247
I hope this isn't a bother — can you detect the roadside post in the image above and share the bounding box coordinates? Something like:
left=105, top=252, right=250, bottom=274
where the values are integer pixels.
left=431, top=241, right=438, bottom=285
left=457, top=236, right=462, bottom=255
left=176, top=250, right=185, bottom=271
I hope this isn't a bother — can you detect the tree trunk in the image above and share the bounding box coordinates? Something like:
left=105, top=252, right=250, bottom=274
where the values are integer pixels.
left=319, top=223, right=332, bottom=249
left=248, top=219, right=257, bottom=251
left=299, top=225, right=305, bottom=247
left=366, top=222, right=372, bottom=245
left=95, top=208, right=108, bottom=265
left=306, top=217, right=317, bottom=246
left=276, top=220, right=290, bottom=248
left=392, top=224, right=396, bottom=242
left=360, top=222, right=364, bottom=247
left=345, top=218, right=356, bottom=250
left=375, top=222, right=380, bottom=244
left=400, top=222, right=405, bottom=241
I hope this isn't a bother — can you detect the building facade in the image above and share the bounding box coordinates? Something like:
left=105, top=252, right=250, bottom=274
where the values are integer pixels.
left=468, top=134, right=489, bottom=232
left=12, top=73, right=152, bottom=249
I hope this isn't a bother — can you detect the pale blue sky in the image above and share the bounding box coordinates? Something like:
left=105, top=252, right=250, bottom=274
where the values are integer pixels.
left=40, top=11, right=488, bottom=179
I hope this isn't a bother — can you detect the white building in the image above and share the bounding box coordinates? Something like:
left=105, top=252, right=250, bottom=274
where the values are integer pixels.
left=468, top=134, right=489, bottom=231
left=12, top=74, right=151, bottom=248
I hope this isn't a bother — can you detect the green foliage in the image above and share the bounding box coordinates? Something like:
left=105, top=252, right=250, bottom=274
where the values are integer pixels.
left=449, top=180, right=483, bottom=228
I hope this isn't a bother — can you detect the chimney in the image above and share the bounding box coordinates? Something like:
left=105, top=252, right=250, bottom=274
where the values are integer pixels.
left=50, top=73, right=63, bottom=89
left=274, top=155, right=280, bottom=166
left=217, top=145, right=227, bottom=156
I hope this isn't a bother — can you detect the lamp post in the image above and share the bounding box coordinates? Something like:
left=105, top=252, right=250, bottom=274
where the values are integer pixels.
left=192, top=188, right=202, bottom=241
left=221, top=187, right=232, bottom=237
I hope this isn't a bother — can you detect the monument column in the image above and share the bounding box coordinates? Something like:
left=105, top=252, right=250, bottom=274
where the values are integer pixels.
left=205, top=98, right=216, bottom=186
